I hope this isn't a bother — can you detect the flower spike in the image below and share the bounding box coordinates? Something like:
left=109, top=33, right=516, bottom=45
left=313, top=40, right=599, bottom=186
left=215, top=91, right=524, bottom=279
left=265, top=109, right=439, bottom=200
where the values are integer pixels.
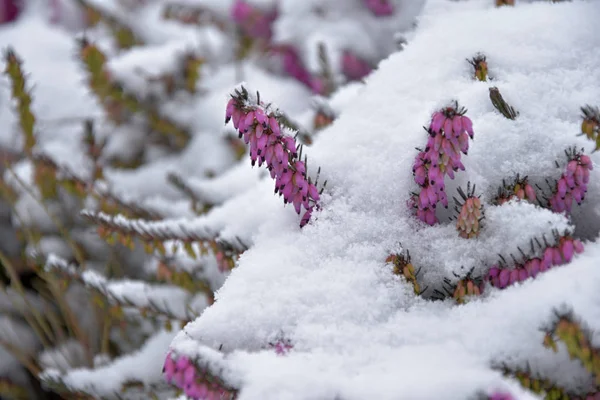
left=226, top=86, right=323, bottom=227
left=411, top=101, right=474, bottom=225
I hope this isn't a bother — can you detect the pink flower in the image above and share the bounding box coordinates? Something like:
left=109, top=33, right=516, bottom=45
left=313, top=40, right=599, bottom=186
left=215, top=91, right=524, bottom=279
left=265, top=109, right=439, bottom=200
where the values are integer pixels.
left=0, top=0, right=20, bottom=23
left=341, top=51, right=373, bottom=81
left=231, top=0, right=277, bottom=40
left=455, top=184, right=482, bottom=239
left=164, top=352, right=236, bottom=400
left=163, top=352, right=176, bottom=382
left=173, top=356, right=191, bottom=387
left=363, top=0, right=394, bottom=16
left=186, top=382, right=208, bottom=399
left=184, top=364, right=196, bottom=387
left=549, top=148, right=592, bottom=214
left=271, top=340, right=293, bottom=355
left=498, top=269, right=510, bottom=288
left=487, top=236, right=584, bottom=290
left=494, top=175, right=539, bottom=206
left=489, top=392, right=515, bottom=400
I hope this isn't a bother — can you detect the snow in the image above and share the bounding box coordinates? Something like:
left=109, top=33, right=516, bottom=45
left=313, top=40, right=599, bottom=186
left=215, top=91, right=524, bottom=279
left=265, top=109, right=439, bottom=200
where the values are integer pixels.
left=42, top=328, right=179, bottom=397
left=1, top=0, right=599, bottom=398
left=183, top=160, right=266, bottom=206
left=168, top=1, right=600, bottom=399
left=0, top=14, right=97, bottom=156
left=46, top=254, right=207, bottom=320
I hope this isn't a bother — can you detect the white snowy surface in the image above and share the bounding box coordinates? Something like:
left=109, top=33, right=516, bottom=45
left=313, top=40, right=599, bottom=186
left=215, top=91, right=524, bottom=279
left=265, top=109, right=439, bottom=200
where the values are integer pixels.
left=1, top=0, right=600, bottom=398
left=42, top=328, right=178, bottom=396
left=168, top=1, right=600, bottom=399
left=45, top=254, right=207, bottom=320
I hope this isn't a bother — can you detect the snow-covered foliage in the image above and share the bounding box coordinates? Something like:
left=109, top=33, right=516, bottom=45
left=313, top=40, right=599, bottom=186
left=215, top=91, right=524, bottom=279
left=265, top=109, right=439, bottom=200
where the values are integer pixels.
left=0, top=0, right=599, bottom=399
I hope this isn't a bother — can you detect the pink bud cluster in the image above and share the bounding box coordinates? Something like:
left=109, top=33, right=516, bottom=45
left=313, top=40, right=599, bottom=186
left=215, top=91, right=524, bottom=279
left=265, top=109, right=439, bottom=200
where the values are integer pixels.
left=273, top=47, right=374, bottom=93
left=488, top=392, right=515, bottom=400
left=495, top=175, right=537, bottom=206
left=548, top=149, right=593, bottom=214
left=411, top=102, right=474, bottom=225
left=341, top=51, right=373, bottom=82
left=231, top=0, right=277, bottom=41
left=456, top=195, right=483, bottom=239
left=487, top=236, right=584, bottom=289
left=163, top=352, right=235, bottom=400
left=270, top=340, right=293, bottom=355
left=225, top=87, right=321, bottom=227
left=363, top=0, right=394, bottom=16
left=274, top=46, right=324, bottom=94
left=1, top=0, right=20, bottom=24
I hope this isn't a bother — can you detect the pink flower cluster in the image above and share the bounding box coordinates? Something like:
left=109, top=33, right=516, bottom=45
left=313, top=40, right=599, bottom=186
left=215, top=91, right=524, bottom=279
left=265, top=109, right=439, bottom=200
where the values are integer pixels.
left=363, top=0, right=394, bottom=16
left=231, top=0, right=277, bottom=41
left=275, top=46, right=325, bottom=94
left=163, top=352, right=235, bottom=400
left=227, top=2, right=382, bottom=92
left=548, top=149, right=593, bottom=214
left=225, top=87, right=321, bottom=227
left=1, top=0, right=20, bottom=24
left=270, top=340, right=293, bottom=355
left=341, top=51, right=373, bottom=82
left=411, top=102, right=474, bottom=225
left=495, top=175, right=537, bottom=205
left=456, top=194, right=483, bottom=239
left=274, top=47, right=374, bottom=93
left=487, top=236, right=584, bottom=289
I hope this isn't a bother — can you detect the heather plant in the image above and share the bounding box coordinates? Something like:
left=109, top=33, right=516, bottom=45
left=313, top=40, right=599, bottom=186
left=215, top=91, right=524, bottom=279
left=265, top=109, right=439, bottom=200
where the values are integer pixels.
left=468, top=54, right=489, bottom=82
left=410, top=101, right=474, bottom=225
left=454, top=182, right=484, bottom=239
left=493, top=174, right=538, bottom=206
left=0, top=1, right=599, bottom=400
left=547, top=148, right=593, bottom=214
left=0, top=0, right=424, bottom=398
left=225, top=86, right=324, bottom=227
left=580, top=106, right=600, bottom=151
left=161, top=3, right=599, bottom=400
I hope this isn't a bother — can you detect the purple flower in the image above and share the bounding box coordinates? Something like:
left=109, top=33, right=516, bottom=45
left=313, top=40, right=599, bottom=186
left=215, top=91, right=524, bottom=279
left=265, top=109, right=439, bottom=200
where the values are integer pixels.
left=363, top=0, right=394, bottom=16
left=186, top=382, right=208, bottom=399
left=487, top=236, right=584, bottom=290
left=271, top=340, right=293, bottom=355
left=525, top=258, right=540, bottom=278
left=231, top=0, right=277, bottom=41
left=489, top=392, right=515, bottom=400
left=173, top=356, right=191, bottom=387
left=163, top=352, right=176, bottom=382
left=1, top=0, right=20, bottom=24
left=164, top=352, right=235, bottom=400
left=549, top=149, right=592, bottom=214
left=226, top=87, right=323, bottom=227
left=273, top=45, right=325, bottom=94
left=411, top=102, right=474, bottom=226
left=341, top=51, right=373, bottom=81
left=508, top=269, right=519, bottom=285
left=498, top=269, right=510, bottom=288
